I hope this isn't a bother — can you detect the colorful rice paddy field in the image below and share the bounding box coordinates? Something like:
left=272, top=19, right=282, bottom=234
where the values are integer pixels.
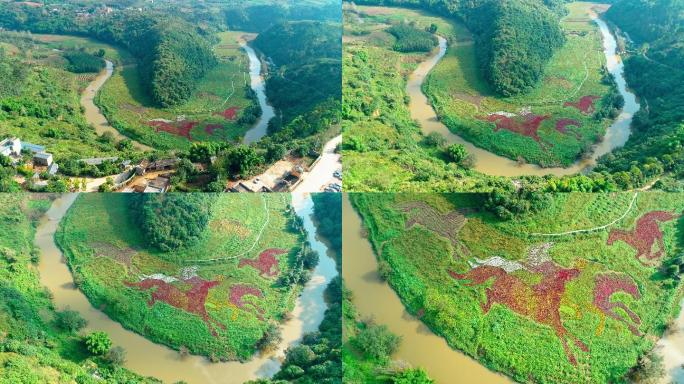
left=56, top=193, right=303, bottom=361
left=96, top=31, right=258, bottom=150
left=350, top=192, right=684, bottom=383
left=422, top=2, right=615, bottom=167
left=353, top=3, right=615, bottom=167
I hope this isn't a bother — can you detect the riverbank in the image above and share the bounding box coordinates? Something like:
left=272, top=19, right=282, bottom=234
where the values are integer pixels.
left=36, top=193, right=337, bottom=384
left=81, top=60, right=152, bottom=151
left=241, top=40, right=276, bottom=144
left=342, top=195, right=511, bottom=384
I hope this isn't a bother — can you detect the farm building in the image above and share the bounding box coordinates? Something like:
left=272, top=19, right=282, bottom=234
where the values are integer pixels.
left=33, top=152, right=53, bottom=166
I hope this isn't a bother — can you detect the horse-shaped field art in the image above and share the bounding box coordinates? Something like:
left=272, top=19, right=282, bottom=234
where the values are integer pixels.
left=593, top=274, right=642, bottom=337
left=125, top=275, right=225, bottom=336
left=450, top=255, right=643, bottom=365
left=607, top=211, right=679, bottom=264
left=239, top=248, right=287, bottom=278
left=229, top=284, right=265, bottom=321
left=397, top=201, right=470, bottom=255
left=449, top=262, right=588, bottom=365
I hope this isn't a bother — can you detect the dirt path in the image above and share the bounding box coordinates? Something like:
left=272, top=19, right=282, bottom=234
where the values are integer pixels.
left=528, top=192, right=638, bottom=237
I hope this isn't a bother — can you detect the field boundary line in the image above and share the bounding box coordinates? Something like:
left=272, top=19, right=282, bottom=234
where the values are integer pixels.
left=185, top=194, right=270, bottom=264
left=528, top=192, right=638, bottom=237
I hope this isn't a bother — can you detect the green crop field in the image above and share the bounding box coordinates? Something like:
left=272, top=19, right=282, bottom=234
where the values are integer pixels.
left=350, top=192, right=684, bottom=383
left=96, top=31, right=259, bottom=150
left=423, top=2, right=616, bottom=167
left=56, top=193, right=305, bottom=361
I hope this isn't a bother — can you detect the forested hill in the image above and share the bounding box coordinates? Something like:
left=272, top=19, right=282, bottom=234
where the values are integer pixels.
left=353, top=0, right=565, bottom=96
left=253, top=21, right=342, bottom=66
left=605, top=0, right=683, bottom=43
left=0, top=5, right=216, bottom=107
left=596, top=0, right=684, bottom=190
left=224, top=1, right=342, bottom=32
left=253, top=21, right=342, bottom=128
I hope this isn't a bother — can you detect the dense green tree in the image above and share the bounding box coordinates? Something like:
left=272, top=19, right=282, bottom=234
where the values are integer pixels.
left=134, top=194, right=214, bottom=252
left=55, top=309, right=87, bottom=333
left=354, top=323, right=402, bottom=361
left=84, top=331, right=112, bottom=356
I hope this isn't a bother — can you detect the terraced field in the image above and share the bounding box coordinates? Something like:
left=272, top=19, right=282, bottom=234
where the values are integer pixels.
left=350, top=192, right=684, bottom=383
left=56, top=193, right=305, bottom=360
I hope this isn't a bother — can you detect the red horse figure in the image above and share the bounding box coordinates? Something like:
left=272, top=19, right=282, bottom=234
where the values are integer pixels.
left=125, top=276, right=225, bottom=336
left=229, top=284, right=265, bottom=320
left=607, top=211, right=678, bottom=264
left=593, top=274, right=642, bottom=336
left=239, top=248, right=287, bottom=277
left=450, top=262, right=588, bottom=365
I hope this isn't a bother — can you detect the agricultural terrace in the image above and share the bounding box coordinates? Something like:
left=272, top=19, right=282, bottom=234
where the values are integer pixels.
left=422, top=2, right=620, bottom=167
left=96, top=31, right=259, bottom=150
left=0, top=32, right=134, bottom=159
left=351, top=192, right=684, bottom=383
left=343, top=5, right=495, bottom=191
left=56, top=193, right=305, bottom=361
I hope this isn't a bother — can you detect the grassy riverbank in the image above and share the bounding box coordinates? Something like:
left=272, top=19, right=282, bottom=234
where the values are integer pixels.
left=343, top=6, right=500, bottom=192
left=56, top=193, right=307, bottom=361
left=0, top=194, right=158, bottom=383
left=425, top=2, right=617, bottom=167
left=350, top=192, right=684, bottom=383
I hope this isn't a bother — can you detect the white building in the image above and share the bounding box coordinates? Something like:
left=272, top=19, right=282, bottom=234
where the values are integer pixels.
left=0, top=137, right=22, bottom=158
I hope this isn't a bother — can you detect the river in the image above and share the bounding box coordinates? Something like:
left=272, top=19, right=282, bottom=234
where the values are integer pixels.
left=35, top=193, right=338, bottom=384
left=342, top=195, right=511, bottom=384
left=241, top=43, right=276, bottom=145
left=81, top=60, right=152, bottom=151
left=408, top=14, right=640, bottom=177
left=657, top=298, right=684, bottom=384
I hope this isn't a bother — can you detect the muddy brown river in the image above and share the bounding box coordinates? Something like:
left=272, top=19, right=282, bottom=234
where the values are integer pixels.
left=35, top=193, right=337, bottom=384
left=242, top=43, right=276, bottom=145
left=81, top=60, right=152, bottom=151
left=342, top=195, right=511, bottom=383
left=409, top=14, right=639, bottom=177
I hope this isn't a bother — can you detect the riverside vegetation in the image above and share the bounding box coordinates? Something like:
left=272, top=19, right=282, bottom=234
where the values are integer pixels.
left=0, top=194, right=158, bottom=383
left=350, top=192, right=684, bottom=383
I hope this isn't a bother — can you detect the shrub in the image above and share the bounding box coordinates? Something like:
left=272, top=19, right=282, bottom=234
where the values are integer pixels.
left=353, top=323, right=401, bottom=361
left=55, top=309, right=87, bottom=333
left=84, top=331, right=112, bottom=356
left=104, top=346, right=127, bottom=366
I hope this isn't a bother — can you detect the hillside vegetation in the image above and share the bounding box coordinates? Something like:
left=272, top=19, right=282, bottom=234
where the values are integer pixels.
left=254, top=21, right=343, bottom=128
left=0, top=6, right=217, bottom=108
left=353, top=0, right=565, bottom=96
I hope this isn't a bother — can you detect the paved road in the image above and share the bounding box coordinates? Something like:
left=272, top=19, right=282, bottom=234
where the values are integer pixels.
left=293, top=135, right=342, bottom=193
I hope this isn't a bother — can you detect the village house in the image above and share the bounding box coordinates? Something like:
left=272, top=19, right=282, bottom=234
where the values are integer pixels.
left=1, top=137, right=56, bottom=169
